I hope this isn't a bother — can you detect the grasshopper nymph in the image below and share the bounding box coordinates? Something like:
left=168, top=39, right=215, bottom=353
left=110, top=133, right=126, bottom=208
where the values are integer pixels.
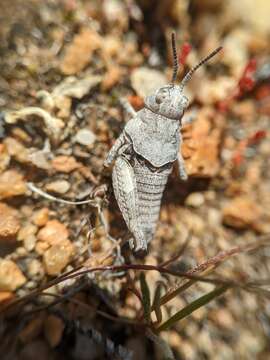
left=105, top=33, right=222, bottom=254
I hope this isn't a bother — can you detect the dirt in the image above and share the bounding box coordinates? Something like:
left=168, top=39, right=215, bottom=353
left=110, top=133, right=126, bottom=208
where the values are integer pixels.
left=0, top=1, right=270, bottom=359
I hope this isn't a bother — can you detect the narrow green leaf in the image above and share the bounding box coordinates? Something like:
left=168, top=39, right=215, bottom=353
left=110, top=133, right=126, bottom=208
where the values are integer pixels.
left=157, top=285, right=229, bottom=332
left=159, top=279, right=196, bottom=307
left=140, top=272, right=151, bottom=323
left=157, top=266, right=217, bottom=309
left=152, top=283, right=163, bottom=323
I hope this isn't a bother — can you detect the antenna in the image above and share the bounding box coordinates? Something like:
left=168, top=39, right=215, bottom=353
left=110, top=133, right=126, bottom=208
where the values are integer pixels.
left=171, top=32, right=179, bottom=84
left=179, top=46, right=222, bottom=91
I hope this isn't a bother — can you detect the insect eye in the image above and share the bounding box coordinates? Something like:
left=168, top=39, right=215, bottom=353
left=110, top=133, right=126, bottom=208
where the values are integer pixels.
left=156, top=95, right=163, bottom=104
left=156, top=88, right=168, bottom=104
left=156, top=94, right=166, bottom=104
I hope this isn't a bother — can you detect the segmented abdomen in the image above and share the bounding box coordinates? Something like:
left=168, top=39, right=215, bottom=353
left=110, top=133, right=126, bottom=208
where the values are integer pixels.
left=133, top=159, right=172, bottom=243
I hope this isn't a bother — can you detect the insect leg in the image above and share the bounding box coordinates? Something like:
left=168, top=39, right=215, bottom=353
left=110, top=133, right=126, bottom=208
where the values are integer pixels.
left=112, top=156, right=147, bottom=253
left=177, top=152, right=188, bottom=180
left=104, top=132, right=125, bottom=167
left=120, top=98, right=137, bottom=118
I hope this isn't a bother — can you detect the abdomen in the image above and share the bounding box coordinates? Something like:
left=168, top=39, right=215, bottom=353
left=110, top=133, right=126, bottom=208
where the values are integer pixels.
left=133, top=158, right=172, bottom=243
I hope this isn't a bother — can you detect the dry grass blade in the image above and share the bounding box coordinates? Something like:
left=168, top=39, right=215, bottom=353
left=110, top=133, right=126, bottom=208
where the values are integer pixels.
left=27, top=182, right=98, bottom=205
left=2, top=235, right=270, bottom=315
left=158, top=235, right=270, bottom=308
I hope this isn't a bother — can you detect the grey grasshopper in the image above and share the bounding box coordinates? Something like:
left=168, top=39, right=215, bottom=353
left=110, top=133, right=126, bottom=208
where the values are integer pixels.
left=104, top=33, right=222, bottom=254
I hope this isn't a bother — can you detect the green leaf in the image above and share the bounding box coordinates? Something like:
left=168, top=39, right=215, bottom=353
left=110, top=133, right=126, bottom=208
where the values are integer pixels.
left=158, top=266, right=218, bottom=309
left=140, top=272, right=151, bottom=323
left=157, top=285, right=229, bottom=332
left=159, top=279, right=196, bottom=308
left=152, top=283, right=163, bottom=323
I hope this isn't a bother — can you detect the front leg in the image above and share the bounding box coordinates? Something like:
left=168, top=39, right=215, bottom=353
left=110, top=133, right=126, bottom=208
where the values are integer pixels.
left=119, top=98, right=137, bottom=118
left=104, top=132, right=126, bottom=167
left=177, top=133, right=188, bottom=180
left=177, top=151, right=188, bottom=180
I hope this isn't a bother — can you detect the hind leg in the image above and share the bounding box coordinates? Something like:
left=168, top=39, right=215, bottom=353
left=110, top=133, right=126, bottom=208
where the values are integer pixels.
left=112, top=156, right=147, bottom=253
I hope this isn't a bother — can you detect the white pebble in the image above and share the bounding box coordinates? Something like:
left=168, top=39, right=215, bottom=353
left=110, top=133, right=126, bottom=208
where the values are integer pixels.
left=74, top=128, right=96, bottom=146
left=46, top=180, right=71, bottom=194
left=185, top=192, right=205, bottom=208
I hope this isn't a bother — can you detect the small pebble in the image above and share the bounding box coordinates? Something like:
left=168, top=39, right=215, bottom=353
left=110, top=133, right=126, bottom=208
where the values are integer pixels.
left=131, top=67, right=167, bottom=98
left=207, top=208, right=222, bottom=227
left=74, top=128, right=96, bottom=147
left=60, top=28, right=101, bottom=75
left=35, top=241, right=50, bottom=255
left=0, top=202, right=20, bottom=241
left=32, top=208, right=49, bottom=227
left=18, top=224, right=37, bottom=242
left=27, top=259, right=44, bottom=279
left=183, top=211, right=205, bottom=235
left=0, top=259, right=26, bottom=291
left=25, top=280, right=37, bottom=290
left=182, top=108, right=222, bottom=178
left=46, top=180, right=71, bottom=194
left=185, top=192, right=205, bottom=208
left=43, top=239, right=74, bottom=276
left=4, top=136, right=29, bottom=164
left=222, top=196, right=261, bottom=229
left=51, top=156, right=81, bottom=173
left=0, top=143, right=10, bottom=172
left=21, top=205, right=33, bottom=217
left=0, top=170, right=26, bottom=199
left=24, top=235, right=37, bottom=252
left=209, top=308, right=234, bottom=330
left=16, top=246, right=28, bottom=257
left=37, top=219, right=69, bottom=245
left=196, top=76, right=236, bottom=105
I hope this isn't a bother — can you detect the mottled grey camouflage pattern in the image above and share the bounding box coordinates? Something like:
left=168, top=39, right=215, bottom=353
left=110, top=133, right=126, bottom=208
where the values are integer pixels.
left=104, top=84, right=188, bottom=253
left=104, top=39, right=222, bottom=253
left=125, top=108, right=180, bottom=167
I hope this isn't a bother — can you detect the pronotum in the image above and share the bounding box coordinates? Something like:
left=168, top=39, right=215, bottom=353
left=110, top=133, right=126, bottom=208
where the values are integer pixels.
left=104, top=33, right=222, bottom=254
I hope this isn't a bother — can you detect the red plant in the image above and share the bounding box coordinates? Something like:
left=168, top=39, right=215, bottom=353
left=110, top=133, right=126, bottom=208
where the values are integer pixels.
left=179, top=42, right=192, bottom=66
left=217, top=58, right=257, bottom=113
left=237, top=58, right=257, bottom=96
left=247, top=129, right=267, bottom=146
left=232, top=130, right=267, bottom=166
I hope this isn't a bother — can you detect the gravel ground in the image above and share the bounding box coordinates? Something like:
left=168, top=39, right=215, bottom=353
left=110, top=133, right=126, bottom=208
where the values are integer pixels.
left=0, top=1, right=270, bottom=359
